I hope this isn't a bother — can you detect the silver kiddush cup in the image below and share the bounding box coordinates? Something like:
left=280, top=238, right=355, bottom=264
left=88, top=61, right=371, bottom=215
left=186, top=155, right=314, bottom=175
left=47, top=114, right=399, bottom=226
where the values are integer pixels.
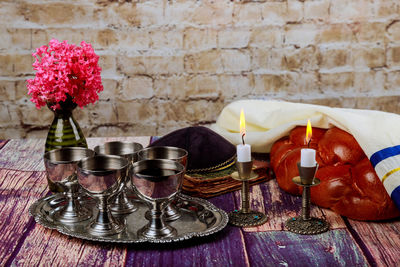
left=138, top=146, right=188, bottom=221
left=44, top=147, right=95, bottom=224
left=94, top=141, right=143, bottom=214
left=77, top=155, right=128, bottom=236
left=131, top=159, right=185, bottom=239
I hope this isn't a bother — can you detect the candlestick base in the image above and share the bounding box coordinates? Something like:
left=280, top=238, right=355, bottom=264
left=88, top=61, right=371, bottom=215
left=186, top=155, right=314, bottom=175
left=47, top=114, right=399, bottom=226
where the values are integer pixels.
left=228, top=210, right=268, bottom=227
left=285, top=217, right=329, bottom=235
left=230, top=171, right=258, bottom=181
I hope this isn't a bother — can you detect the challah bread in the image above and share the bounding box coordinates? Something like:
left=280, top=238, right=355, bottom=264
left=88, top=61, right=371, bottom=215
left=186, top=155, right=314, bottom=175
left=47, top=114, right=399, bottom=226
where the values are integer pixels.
left=271, top=126, right=400, bottom=220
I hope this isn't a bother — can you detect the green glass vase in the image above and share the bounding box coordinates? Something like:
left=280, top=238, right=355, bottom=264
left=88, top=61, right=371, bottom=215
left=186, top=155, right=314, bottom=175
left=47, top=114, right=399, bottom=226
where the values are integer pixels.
left=45, top=97, right=88, bottom=153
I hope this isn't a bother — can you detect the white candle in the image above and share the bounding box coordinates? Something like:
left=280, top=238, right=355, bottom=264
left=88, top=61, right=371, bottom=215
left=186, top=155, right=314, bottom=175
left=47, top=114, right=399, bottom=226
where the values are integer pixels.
left=237, top=144, right=251, bottom=162
left=301, top=148, right=316, bottom=167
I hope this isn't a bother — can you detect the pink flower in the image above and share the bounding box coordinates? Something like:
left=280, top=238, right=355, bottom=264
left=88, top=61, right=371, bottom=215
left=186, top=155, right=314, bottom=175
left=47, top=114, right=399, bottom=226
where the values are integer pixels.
left=27, top=39, right=104, bottom=110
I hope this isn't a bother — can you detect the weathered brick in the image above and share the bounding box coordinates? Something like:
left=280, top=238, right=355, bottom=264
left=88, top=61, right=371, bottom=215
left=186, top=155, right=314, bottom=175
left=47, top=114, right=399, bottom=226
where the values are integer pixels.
left=89, top=101, right=118, bottom=124
left=387, top=21, right=400, bottom=43
left=386, top=71, right=400, bottom=91
left=99, top=79, right=120, bottom=101
left=219, top=74, right=254, bottom=99
left=387, top=46, right=400, bottom=67
left=220, top=50, right=251, bottom=73
left=285, top=24, right=319, bottom=46
left=304, top=0, right=330, bottom=21
left=119, top=55, right=184, bottom=75
left=318, top=47, right=351, bottom=69
left=218, top=28, right=250, bottom=49
left=0, top=127, right=24, bottom=139
left=20, top=104, right=53, bottom=126
left=154, top=75, right=187, bottom=100
left=18, top=2, right=96, bottom=26
left=353, top=71, right=385, bottom=93
left=286, top=0, right=303, bottom=23
left=284, top=46, right=318, bottom=71
left=0, top=103, right=20, bottom=125
left=0, top=28, right=31, bottom=50
left=254, top=74, right=287, bottom=94
left=261, top=2, right=288, bottom=25
left=330, top=0, right=374, bottom=22
left=352, top=46, right=385, bottom=69
left=164, top=1, right=197, bottom=25
left=116, top=100, right=157, bottom=123
left=184, top=50, right=223, bottom=73
left=349, top=22, right=386, bottom=43
left=184, top=28, right=217, bottom=50
left=374, top=0, right=399, bottom=19
left=320, top=72, right=354, bottom=92
left=285, top=72, right=319, bottom=94
left=185, top=75, right=220, bottom=99
left=317, top=24, right=354, bottom=43
left=98, top=54, right=117, bottom=76
left=233, top=3, right=263, bottom=25
left=251, top=48, right=285, bottom=71
left=0, top=53, right=33, bottom=76
left=191, top=1, right=233, bottom=26
left=157, top=99, right=225, bottom=123
left=0, top=80, right=16, bottom=101
left=149, top=29, right=183, bottom=49
left=121, top=76, right=154, bottom=100
left=249, top=26, right=283, bottom=48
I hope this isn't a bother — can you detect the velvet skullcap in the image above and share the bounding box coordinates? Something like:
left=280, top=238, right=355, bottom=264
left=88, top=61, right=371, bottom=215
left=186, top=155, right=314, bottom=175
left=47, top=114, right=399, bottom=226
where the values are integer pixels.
left=150, top=126, right=236, bottom=173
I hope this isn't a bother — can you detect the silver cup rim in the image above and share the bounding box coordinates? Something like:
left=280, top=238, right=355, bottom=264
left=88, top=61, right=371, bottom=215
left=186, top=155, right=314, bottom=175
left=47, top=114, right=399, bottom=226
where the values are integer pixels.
left=93, top=141, right=144, bottom=157
left=132, top=159, right=185, bottom=178
left=138, top=146, right=188, bottom=161
left=43, top=147, right=95, bottom=164
left=77, top=155, right=129, bottom=176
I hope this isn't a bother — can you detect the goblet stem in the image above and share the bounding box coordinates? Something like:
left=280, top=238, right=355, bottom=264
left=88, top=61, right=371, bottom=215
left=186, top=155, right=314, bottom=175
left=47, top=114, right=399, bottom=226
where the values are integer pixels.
left=241, top=180, right=250, bottom=213
left=301, top=186, right=311, bottom=220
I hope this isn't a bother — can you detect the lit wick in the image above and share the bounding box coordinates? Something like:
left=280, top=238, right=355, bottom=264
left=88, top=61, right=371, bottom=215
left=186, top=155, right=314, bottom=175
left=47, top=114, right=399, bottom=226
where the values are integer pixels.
left=242, top=133, right=245, bottom=145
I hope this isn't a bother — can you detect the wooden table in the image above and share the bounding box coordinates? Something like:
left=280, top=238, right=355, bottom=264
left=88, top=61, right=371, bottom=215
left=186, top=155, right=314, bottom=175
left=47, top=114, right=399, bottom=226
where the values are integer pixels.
left=1, top=137, right=400, bottom=267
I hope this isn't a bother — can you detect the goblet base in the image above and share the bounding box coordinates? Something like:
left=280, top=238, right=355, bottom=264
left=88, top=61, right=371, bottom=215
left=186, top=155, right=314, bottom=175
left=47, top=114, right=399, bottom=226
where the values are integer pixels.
left=137, top=224, right=177, bottom=239
left=88, top=219, right=124, bottom=236
left=110, top=190, right=137, bottom=214
left=228, top=210, right=268, bottom=227
left=53, top=206, right=91, bottom=224
left=285, top=217, right=329, bottom=235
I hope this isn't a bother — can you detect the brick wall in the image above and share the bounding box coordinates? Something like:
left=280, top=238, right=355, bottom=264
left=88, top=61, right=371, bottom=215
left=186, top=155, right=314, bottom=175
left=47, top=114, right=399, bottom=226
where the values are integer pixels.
left=1, top=0, right=400, bottom=139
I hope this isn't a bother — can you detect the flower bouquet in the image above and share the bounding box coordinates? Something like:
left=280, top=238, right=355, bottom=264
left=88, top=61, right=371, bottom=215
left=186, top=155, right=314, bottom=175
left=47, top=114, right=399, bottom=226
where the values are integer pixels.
left=27, top=39, right=103, bottom=152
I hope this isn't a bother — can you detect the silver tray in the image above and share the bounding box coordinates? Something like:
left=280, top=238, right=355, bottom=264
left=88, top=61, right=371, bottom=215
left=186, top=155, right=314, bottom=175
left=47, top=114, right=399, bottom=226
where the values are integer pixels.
left=29, top=193, right=228, bottom=243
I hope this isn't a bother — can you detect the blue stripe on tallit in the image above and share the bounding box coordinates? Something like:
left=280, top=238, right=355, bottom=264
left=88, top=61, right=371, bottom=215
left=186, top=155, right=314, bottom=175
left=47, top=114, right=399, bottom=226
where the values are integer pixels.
left=370, top=145, right=400, bottom=168
left=391, top=186, right=400, bottom=210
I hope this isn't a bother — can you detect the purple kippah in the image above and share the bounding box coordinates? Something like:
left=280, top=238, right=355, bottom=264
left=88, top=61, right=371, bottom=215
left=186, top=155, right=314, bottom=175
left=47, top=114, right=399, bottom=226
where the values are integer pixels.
left=150, top=126, right=236, bottom=173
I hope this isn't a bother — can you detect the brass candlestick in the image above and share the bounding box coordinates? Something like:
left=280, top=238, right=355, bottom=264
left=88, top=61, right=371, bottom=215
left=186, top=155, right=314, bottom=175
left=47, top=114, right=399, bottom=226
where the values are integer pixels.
left=285, top=163, right=329, bottom=235
left=228, top=160, right=268, bottom=227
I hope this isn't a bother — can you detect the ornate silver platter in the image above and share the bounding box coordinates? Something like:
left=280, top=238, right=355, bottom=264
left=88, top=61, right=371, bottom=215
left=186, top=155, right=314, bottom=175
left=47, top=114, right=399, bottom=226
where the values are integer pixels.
left=29, top=193, right=228, bottom=243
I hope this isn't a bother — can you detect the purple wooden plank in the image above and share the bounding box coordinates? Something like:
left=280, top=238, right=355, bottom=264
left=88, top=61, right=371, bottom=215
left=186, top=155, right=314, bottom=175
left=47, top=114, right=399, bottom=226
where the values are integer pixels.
left=346, top=218, right=400, bottom=267
left=0, top=139, right=45, bottom=171
left=243, top=229, right=369, bottom=267
left=125, top=226, right=247, bottom=267
left=0, top=170, right=48, bottom=266
left=125, top=193, right=248, bottom=267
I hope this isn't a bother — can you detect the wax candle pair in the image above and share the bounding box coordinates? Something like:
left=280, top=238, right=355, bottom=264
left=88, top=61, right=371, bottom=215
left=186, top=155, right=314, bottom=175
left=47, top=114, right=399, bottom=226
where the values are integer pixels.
left=237, top=111, right=315, bottom=167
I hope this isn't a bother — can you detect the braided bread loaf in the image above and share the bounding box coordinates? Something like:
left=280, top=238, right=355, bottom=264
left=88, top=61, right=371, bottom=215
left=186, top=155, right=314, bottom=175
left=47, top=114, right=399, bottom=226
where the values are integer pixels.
left=271, top=126, right=400, bottom=221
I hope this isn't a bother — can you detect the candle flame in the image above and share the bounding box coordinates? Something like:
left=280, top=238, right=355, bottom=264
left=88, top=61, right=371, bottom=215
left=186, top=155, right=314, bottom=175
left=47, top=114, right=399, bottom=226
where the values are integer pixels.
left=240, top=108, right=246, bottom=144
left=306, top=119, right=312, bottom=145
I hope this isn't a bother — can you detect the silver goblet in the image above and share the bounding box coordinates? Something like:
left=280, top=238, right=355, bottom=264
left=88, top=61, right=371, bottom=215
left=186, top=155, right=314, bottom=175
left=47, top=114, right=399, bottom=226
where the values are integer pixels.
left=44, top=147, right=95, bottom=224
left=131, top=159, right=185, bottom=239
left=94, top=141, right=143, bottom=214
left=137, top=146, right=188, bottom=221
left=77, top=155, right=128, bottom=236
